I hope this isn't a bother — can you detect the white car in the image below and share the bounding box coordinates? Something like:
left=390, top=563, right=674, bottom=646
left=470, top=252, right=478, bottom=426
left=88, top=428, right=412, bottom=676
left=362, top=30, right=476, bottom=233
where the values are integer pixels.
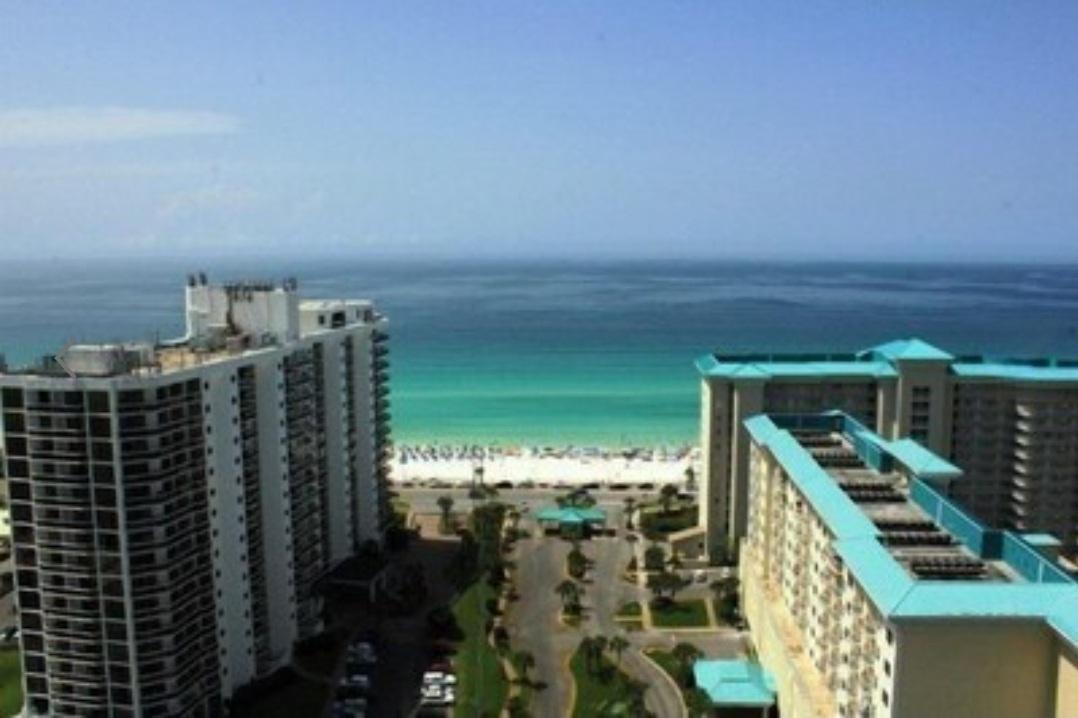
left=348, top=646, right=376, bottom=664
left=423, top=670, right=458, bottom=687
left=342, top=674, right=370, bottom=690
left=420, top=685, right=445, bottom=705
left=342, top=697, right=368, bottom=712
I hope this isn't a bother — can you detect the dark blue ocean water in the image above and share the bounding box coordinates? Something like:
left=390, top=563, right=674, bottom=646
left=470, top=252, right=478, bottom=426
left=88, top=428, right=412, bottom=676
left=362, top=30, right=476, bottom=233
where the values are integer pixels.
left=2, top=259, right=1078, bottom=445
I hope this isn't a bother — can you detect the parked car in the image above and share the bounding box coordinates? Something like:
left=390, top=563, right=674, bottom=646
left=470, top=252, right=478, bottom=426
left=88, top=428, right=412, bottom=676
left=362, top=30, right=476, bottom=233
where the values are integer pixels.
left=337, top=683, right=368, bottom=699
left=348, top=643, right=377, bottom=665
left=342, top=674, right=371, bottom=691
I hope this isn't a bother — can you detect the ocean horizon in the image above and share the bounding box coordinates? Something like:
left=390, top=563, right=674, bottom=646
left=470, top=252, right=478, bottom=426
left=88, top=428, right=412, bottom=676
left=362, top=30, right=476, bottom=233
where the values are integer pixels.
left=3, top=257, right=1078, bottom=446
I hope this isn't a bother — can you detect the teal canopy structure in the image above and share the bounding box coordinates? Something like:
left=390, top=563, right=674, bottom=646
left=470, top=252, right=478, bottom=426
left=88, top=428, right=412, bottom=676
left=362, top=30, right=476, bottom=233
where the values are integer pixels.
left=535, top=506, right=606, bottom=527
left=693, top=659, right=776, bottom=707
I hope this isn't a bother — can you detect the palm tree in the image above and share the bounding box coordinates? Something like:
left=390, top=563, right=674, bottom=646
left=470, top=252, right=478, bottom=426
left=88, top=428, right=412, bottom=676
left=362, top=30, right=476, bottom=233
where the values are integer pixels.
left=582, top=636, right=606, bottom=676
left=567, top=546, right=587, bottom=579
left=436, top=495, right=454, bottom=531
left=644, top=544, right=666, bottom=572
left=683, top=466, right=696, bottom=492
left=555, top=579, right=581, bottom=612
left=578, top=636, right=596, bottom=673
left=515, top=650, right=536, bottom=683
left=648, top=570, right=689, bottom=604
left=609, top=635, right=630, bottom=668
left=672, top=641, right=703, bottom=683
left=710, top=576, right=738, bottom=602
left=623, top=497, right=637, bottom=530
left=659, top=483, right=679, bottom=515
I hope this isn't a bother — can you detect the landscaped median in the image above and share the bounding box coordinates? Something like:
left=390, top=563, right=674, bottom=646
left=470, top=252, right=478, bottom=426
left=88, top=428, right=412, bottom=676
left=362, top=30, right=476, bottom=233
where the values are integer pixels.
left=638, top=504, right=698, bottom=537
left=569, top=640, right=646, bottom=717
left=649, top=598, right=711, bottom=629
left=1, top=646, right=23, bottom=718
left=644, top=646, right=714, bottom=717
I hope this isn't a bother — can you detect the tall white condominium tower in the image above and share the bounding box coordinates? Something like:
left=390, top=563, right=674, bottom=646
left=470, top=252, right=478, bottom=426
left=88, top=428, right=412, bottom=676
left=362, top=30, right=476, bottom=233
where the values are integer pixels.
left=694, top=338, right=1078, bottom=561
left=0, top=276, right=392, bottom=716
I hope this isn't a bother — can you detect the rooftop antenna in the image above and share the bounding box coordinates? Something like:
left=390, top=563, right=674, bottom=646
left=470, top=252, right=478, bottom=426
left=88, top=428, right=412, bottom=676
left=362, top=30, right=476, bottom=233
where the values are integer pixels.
left=199, top=272, right=208, bottom=286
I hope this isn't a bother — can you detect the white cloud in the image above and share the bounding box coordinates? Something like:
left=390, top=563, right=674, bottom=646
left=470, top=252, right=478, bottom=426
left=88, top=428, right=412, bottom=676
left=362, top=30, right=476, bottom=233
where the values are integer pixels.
left=0, top=107, right=239, bottom=147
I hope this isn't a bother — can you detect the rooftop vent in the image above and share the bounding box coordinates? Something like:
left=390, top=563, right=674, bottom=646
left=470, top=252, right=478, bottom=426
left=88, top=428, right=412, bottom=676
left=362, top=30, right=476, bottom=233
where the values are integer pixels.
left=874, top=519, right=938, bottom=532
left=909, top=556, right=987, bottom=580
left=792, top=433, right=841, bottom=448
left=812, top=449, right=865, bottom=469
left=880, top=531, right=954, bottom=547
left=843, top=486, right=905, bottom=503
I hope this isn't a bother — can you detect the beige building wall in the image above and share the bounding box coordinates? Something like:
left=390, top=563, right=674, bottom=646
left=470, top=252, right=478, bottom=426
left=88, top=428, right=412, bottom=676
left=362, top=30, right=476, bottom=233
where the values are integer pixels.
left=741, top=443, right=894, bottom=718
left=701, top=359, right=1078, bottom=558
left=1056, top=642, right=1078, bottom=718
left=893, top=621, right=1059, bottom=718
left=702, top=374, right=891, bottom=550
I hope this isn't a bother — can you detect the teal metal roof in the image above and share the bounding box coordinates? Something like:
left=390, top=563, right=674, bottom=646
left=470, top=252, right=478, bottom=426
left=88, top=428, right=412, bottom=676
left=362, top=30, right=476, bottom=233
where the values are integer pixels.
left=744, top=416, right=878, bottom=539
left=1022, top=533, right=1063, bottom=549
left=697, top=354, right=895, bottom=380
left=854, top=433, right=962, bottom=480
left=860, top=338, right=954, bottom=362
left=745, top=411, right=1078, bottom=650
left=693, top=660, right=776, bottom=707
left=951, top=361, right=1078, bottom=383
left=535, top=506, right=606, bottom=524
left=697, top=338, right=1078, bottom=386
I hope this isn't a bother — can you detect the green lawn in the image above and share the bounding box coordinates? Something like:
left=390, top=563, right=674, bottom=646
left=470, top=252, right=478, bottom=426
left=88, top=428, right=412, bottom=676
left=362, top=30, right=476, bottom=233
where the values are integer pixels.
left=0, top=647, right=23, bottom=718
left=645, top=649, right=714, bottom=717
left=616, top=600, right=642, bottom=618
left=452, top=581, right=508, bottom=717
left=650, top=599, right=711, bottom=628
left=570, top=644, right=644, bottom=718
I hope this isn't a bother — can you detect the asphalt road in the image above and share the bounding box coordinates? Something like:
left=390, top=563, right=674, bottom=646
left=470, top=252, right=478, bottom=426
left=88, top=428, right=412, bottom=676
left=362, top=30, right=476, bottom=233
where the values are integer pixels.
left=399, top=486, right=748, bottom=717
left=506, top=506, right=689, bottom=717
left=507, top=522, right=579, bottom=716
left=398, top=487, right=659, bottom=516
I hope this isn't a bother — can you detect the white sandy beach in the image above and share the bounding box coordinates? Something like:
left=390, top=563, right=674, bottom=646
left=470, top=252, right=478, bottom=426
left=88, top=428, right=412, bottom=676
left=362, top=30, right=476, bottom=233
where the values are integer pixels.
left=390, top=445, right=700, bottom=486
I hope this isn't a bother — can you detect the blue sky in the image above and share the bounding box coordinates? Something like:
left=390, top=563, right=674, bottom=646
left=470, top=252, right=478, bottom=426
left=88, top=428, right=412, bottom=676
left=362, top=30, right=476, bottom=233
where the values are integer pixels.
left=1, top=2, right=1077, bottom=260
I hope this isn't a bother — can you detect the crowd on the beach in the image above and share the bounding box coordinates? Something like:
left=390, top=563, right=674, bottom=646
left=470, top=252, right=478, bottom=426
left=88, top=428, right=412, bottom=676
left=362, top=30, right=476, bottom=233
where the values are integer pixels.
left=395, top=444, right=698, bottom=463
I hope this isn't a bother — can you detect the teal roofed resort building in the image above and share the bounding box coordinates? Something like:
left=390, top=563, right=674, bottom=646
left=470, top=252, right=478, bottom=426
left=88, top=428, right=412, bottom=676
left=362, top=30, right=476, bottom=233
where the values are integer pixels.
left=695, top=338, right=1078, bottom=561
left=739, top=411, right=1078, bottom=718
left=535, top=506, right=606, bottom=536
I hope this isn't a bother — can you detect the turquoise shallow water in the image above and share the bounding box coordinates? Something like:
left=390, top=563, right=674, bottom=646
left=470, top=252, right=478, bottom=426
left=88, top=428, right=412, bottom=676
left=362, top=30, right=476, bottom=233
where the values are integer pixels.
left=3, top=259, right=1078, bottom=445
